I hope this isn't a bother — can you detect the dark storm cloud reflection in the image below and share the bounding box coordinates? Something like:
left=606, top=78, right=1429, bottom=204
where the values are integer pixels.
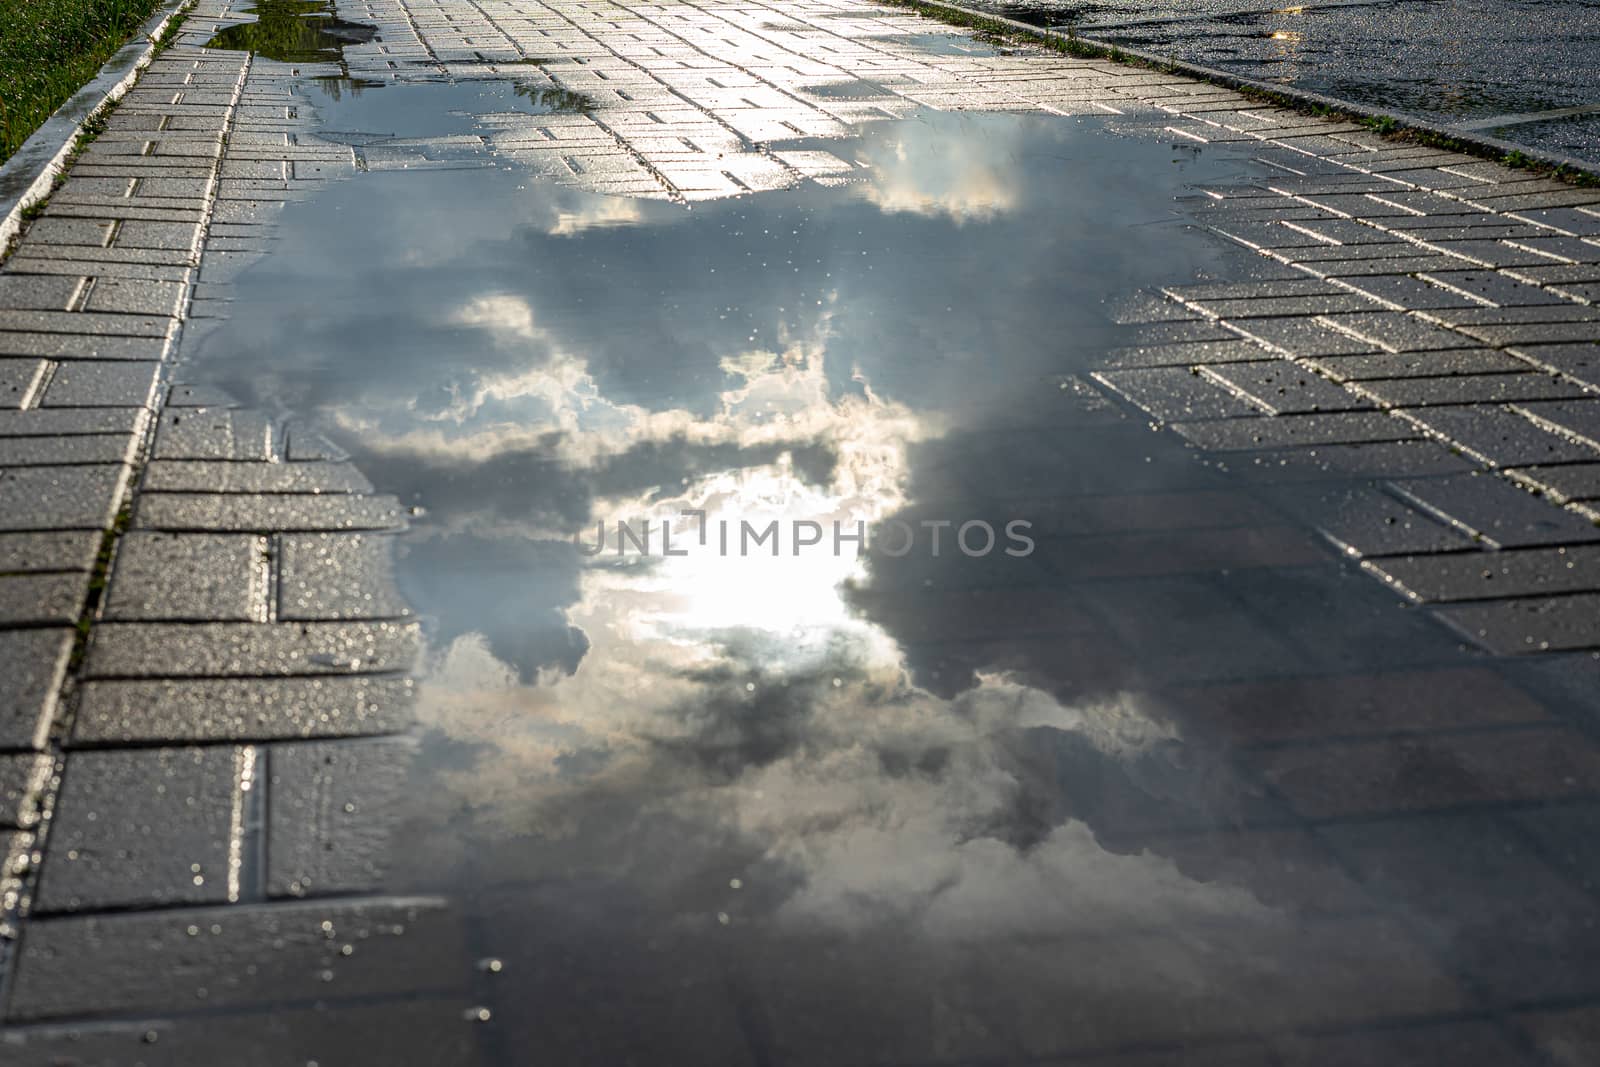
left=189, top=111, right=1420, bottom=1057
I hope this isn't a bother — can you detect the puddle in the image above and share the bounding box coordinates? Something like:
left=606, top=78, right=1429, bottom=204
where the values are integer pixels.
left=304, top=79, right=589, bottom=143
left=182, top=90, right=1600, bottom=1064
left=204, top=0, right=378, bottom=63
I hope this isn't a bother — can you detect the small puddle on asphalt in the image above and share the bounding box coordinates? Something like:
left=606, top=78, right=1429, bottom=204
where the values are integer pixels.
left=181, top=86, right=1600, bottom=1064
left=203, top=0, right=379, bottom=62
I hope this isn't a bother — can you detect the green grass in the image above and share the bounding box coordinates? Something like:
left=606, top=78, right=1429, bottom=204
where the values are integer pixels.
left=0, top=0, right=170, bottom=163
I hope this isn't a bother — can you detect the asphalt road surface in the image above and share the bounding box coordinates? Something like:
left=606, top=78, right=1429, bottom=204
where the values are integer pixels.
left=981, top=0, right=1600, bottom=164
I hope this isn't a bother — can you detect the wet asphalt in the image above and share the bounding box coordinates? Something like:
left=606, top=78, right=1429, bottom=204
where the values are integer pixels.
left=978, top=0, right=1600, bottom=164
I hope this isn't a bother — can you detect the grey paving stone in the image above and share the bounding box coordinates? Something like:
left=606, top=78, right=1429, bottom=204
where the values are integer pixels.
left=151, top=407, right=273, bottom=460
left=1279, top=485, right=1472, bottom=558
left=167, top=383, right=240, bottom=407
left=0, top=331, right=170, bottom=361
left=0, top=275, right=82, bottom=311
left=1366, top=545, right=1600, bottom=603
left=0, top=465, right=129, bottom=532
left=85, top=621, right=421, bottom=679
left=104, top=532, right=261, bottom=622
left=1352, top=373, right=1588, bottom=408
left=1224, top=316, right=1382, bottom=356
left=0, top=999, right=482, bottom=1067
left=1462, top=321, right=1600, bottom=346
left=279, top=534, right=410, bottom=621
left=1508, top=342, right=1600, bottom=390
left=81, top=277, right=187, bottom=317
left=144, top=459, right=373, bottom=494
left=34, top=747, right=240, bottom=913
left=1099, top=339, right=1275, bottom=369
left=267, top=737, right=414, bottom=897
left=20, top=217, right=116, bottom=248
left=1401, top=405, right=1598, bottom=467
left=1306, top=347, right=1531, bottom=381
left=1188, top=293, right=1380, bottom=318
left=0, top=629, right=73, bottom=751
left=1436, top=594, right=1600, bottom=653
left=1508, top=464, right=1600, bottom=503
left=1516, top=399, right=1600, bottom=450
left=1126, top=319, right=1238, bottom=345
left=1302, top=254, right=1482, bottom=278
left=0, top=753, right=49, bottom=828
left=0, top=407, right=147, bottom=436
left=1389, top=473, right=1600, bottom=548
left=1334, top=273, right=1487, bottom=310
left=1418, top=269, right=1574, bottom=307
left=0, top=360, right=47, bottom=408
left=1161, top=279, right=1342, bottom=302
left=0, top=531, right=99, bottom=573
left=135, top=492, right=405, bottom=532
left=72, top=676, right=415, bottom=745
left=1093, top=366, right=1261, bottom=421
left=0, top=310, right=172, bottom=338
left=6, top=896, right=462, bottom=1020
left=1434, top=305, right=1600, bottom=328
left=1222, top=441, right=1476, bottom=482
left=1170, top=411, right=1416, bottom=451
left=1200, top=361, right=1370, bottom=414
left=1317, top=311, right=1480, bottom=352
left=0, top=434, right=138, bottom=466
left=39, top=361, right=162, bottom=408
left=283, top=426, right=350, bottom=462
left=110, top=220, right=203, bottom=251
left=0, top=573, right=87, bottom=627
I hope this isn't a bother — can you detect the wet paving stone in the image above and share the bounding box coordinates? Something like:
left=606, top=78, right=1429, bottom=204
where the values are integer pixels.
left=84, top=621, right=421, bottom=679
left=103, top=531, right=262, bottom=622
left=0, top=573, right=88, bottom=626
left=150, top=407, right=273, bottom=461
left=0, top=465, right=130, bottom=532
left=1436, top=592, right=1600, bottom=653
left=267, top=737, right=414, bottom=897
left=0, top=999, right=482, bottom=1067
left=1366, top=545, right=1600, bottom=603
left=134, top=492, right=405, bottom=532
left=5, top=896, right=464, bottom=1020
left=0, top=753, right=50, bottom=828
left=35, top=747, right=241, bottom=913
left=1388, top=473, right=1600, bottom=548
left=0, top=360, right=47, bottom=408
left=0, top=629, right=74, bottom=751
left=72, top=676, right=416, bottom=744
left=278, top=533, right=409, bottom=620
left=1399, top=404, right=1599, bottom=468
left=142, top=458, right=373, bottom=494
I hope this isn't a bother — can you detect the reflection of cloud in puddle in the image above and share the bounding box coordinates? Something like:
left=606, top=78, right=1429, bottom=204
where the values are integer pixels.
left=547, top=196, right=644, bottom=236
left=858, top=126, right=1018, bottom=223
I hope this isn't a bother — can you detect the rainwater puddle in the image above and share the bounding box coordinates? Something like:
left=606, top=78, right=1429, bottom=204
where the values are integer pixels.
left=181, top=87, right=1600, bottom=1065
left=203, top=0, right=379, bottom=63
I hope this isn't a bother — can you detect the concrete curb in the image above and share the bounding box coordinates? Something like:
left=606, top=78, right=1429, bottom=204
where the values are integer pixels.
left=888, top=0, right=1599, bottom=180
left=0, top=0, right=193, bottom=254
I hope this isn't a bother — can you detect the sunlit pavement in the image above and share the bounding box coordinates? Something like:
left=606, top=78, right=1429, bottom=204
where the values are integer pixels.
left=1, top=1, right=1600, bottom=1064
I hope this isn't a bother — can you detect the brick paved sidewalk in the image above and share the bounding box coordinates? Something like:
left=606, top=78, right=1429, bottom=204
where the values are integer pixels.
left=0, top=0, right=1598, bottom=1059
